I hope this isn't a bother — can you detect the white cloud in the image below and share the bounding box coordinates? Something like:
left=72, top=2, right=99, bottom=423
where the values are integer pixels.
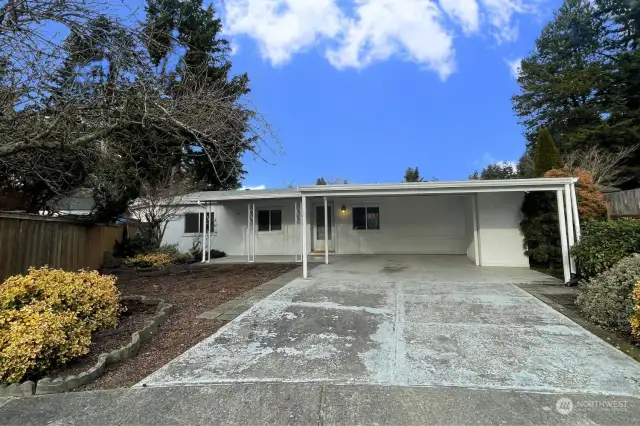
left=480, top=152, right=518, bottom=170
left=504, top=57, right=521, bottom=78
left=222, top=0, right=543, bottom=77
left=480, top=0, right=532, bottom=43
left=240, top=185, right=267, bottom=190
left=326, top=0, right=455, bottom=80
left=439, top=0, right=480, bottom=34
left=224, top=0, right=345, bottom=65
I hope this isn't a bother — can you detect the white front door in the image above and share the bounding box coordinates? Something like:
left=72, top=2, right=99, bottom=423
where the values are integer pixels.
left=312, top=203, right=335, bottom=252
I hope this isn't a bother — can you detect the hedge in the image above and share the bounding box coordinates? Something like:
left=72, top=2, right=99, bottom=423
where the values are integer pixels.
left=571, top=219, right=640, bottom=278
left=576, top=254, right=640, bottom=335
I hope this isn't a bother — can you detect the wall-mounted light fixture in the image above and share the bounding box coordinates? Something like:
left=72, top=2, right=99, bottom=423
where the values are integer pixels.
left=341, top=204, right=347, bottom=214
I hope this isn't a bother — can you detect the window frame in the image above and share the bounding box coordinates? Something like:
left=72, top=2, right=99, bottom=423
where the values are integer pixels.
left=352, top=206, right=380, bottom=231
left=256, top=208, right=283, bottom=232
left=183, top=212, right=214, bottom=234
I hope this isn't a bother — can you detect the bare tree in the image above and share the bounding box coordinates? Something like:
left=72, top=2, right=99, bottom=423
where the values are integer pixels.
left=0, top=0, right=276, bottom=214
left=564, top=144, right=640, bottom=187
left=129, top=169, right=202, bottom=248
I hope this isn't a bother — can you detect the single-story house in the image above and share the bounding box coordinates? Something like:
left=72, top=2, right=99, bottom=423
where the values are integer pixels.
left=161, top=178, right=581, bottom=283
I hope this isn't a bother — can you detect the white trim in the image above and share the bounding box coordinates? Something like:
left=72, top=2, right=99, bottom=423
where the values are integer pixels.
left=324, top=197, right=329, bottom=265
left=472, top=194, right=480, bottom=266
left=185, top=178, right=579, bottom=203
left=252, top=204, right=256, bottom=261
left=557, top=190, right=571, bottom=283
left=298, top=178, right=576, bottom=195
left=302, top=195, right=308, bottom=278
left=564, top=184, right=576, bottom=274
left=570, top=183, right=581, bottom=241
left=294, top=202, right=302, bottom=262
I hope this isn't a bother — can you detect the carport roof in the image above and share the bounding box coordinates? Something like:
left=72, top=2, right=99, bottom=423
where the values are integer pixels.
left=297, top=178, right=577, bottom=197
left=184, top=178, right=577, bottom=202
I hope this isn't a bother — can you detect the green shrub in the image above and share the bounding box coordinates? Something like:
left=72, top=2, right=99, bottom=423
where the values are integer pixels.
left=576, top=254, right=640, bottom=335
left=0, top=267, right=119, bottom=383
left=113, top=233, right=154, bottom=258
left=154, top=244, right=180, bottom=257
left=173, top=252, right=195, bottom=264
left=209, top=249, right=226, bottom=259
left=124, top=252, right=173, bottom=268
left=572, top=219, right=640, bottom=278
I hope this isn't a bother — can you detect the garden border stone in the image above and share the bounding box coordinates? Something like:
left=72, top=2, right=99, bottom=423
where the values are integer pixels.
left=0, top=296, right=173, bottom=397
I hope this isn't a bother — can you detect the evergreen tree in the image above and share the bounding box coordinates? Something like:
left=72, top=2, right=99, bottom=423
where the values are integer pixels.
left=316, top=178, right=327, bottom=185
left=521, top=128, right=565, bottom=277
left=469, top=164, right=518, bottom=180
left=534, top=128, right=562, bottom=177
left=404, top=167, right=423, bottom=182
left=512, top=0, right=607, bottom=152
left=144, top=0, right=250, bottom=191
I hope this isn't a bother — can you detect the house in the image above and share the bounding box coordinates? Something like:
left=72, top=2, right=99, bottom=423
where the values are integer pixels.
left=161, top=178, right=580, bottom=283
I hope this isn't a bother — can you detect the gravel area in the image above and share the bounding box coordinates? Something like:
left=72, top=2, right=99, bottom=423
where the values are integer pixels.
left=77, top=263, right=298, bottom=391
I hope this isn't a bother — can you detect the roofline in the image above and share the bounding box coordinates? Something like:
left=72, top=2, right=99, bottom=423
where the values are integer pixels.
left=184, top=191, right=301, bottom=203
left=297, top=178, right=578, bottom=196
left=179, top=178, right=578, bottom=202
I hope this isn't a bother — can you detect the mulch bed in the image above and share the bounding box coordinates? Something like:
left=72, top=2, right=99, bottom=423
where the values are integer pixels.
left=539, top=290, right=640, bottom=357
left=544, top=293, right=578, bottom=310
left=50, top=299, right=154, bottom=379
left=76, top=262, right=298, bottom=391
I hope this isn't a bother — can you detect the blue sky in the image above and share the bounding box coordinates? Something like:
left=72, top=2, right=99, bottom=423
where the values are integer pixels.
left=222, top=0, right=562, bottom=188
left=150, top=1, right=561, bottom=188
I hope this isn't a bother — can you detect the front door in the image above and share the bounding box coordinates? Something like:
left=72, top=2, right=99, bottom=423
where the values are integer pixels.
left=313, top=204, right=335, bottom=252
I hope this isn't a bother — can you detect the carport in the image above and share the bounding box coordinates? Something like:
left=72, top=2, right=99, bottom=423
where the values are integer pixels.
left=297, top=178, right=580, bottom=283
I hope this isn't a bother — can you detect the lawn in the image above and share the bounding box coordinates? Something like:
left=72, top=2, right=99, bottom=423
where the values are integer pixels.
left=76, top=262, right=298, bottom=390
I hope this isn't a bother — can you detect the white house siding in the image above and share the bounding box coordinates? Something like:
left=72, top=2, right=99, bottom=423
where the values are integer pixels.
left=476, top=192, right=529, bottom=267
left=162, top=205, right=226, bottom=254
left=330, top=195, right=469, bottom=255
left=162, top=192, right=531, bottom=267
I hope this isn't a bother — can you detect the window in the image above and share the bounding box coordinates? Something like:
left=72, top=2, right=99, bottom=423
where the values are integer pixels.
left=257, top=209, right=282, bottom=232
left=184, top=212, right=214, bottom=233
left=353, top=207, right=380, bottom=230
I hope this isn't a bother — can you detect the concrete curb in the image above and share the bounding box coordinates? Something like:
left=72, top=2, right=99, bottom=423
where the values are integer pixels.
left=0, top=296, right=173, bottom=397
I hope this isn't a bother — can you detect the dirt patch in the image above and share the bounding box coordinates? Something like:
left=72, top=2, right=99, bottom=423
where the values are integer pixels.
left=50, top=300, right=154, bottom=379
left=527, top=288, right=640, bottom=362
left=77, top=263, right=298, bottom=390
left=544, top=293, right=578, bottom=310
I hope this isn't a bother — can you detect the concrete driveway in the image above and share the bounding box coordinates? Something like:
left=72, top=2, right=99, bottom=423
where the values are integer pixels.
left=140, top=255, right=640, bottom=396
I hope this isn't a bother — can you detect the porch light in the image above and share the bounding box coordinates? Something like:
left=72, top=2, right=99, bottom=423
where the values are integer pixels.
left=341, top=204, right=347, bottom=214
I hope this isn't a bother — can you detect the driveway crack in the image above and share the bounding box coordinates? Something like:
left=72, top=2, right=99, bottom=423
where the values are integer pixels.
left=317, top=384, right=326, bottom=426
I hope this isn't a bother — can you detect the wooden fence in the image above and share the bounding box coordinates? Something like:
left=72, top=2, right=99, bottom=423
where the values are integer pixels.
left=0, top=213, right=134, bottom=281
left=605, top=189, right=640, bottom=218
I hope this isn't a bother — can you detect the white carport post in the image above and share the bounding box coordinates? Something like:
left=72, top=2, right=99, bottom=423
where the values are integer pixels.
left=556, top=189, right=571, bottom=283
left=197, top=201, right=207, bottom=263
left=570, top=182, right=581, bottom=241
left=302, top=196, right=308, bottom=278
left=247, top=203, right=256, bottom=263
left=324, top=197, right=329, bottom=265
left=564, top=184, right=576, bottom=274
left=472, top=194, right=480, bottom=266
left=207, top=203, right=213, bottom=262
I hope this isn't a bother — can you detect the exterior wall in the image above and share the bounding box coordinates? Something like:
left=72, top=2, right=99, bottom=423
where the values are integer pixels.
left=162, top=200, right=301, bottom=256
left=476, top=192, right=529, bottom=267
left=162, top=192, right=530, bottom=268
left=330, top=195, right=469, bottom=255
